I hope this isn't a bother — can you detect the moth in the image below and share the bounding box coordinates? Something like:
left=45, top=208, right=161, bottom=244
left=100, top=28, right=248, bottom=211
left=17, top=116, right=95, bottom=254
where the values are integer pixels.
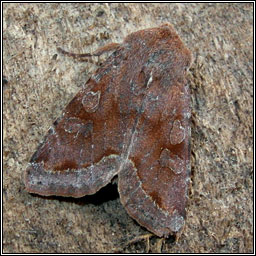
left=25, top=24, right=192, bottom=237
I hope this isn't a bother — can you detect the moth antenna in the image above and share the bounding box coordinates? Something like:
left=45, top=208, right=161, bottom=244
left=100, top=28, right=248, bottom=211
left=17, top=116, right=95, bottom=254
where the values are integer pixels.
left=57, top=47, right=93, bottom=58
left=57, top=42, right=120, bottom=59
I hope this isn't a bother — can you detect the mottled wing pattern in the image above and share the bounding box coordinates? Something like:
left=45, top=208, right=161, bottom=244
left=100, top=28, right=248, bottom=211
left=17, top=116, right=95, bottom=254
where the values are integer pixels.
left=25, top=24, right=192, bottom=237
left=25, top=46, right=131, bottom=197
left=117, top=25, right=192, bottom=237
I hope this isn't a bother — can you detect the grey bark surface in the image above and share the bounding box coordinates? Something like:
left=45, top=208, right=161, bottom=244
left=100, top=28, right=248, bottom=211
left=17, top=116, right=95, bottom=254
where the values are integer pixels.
left=3, top=3, right=253, bottom=253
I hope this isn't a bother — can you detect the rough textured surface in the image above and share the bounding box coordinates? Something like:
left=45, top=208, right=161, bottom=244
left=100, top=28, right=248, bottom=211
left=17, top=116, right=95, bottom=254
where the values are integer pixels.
left=3, top=3, right=253, bottom=253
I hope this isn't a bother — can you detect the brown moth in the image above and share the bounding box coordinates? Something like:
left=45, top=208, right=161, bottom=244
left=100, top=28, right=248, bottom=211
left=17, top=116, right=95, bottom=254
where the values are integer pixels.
left=25, top=24, right=192, bottom=237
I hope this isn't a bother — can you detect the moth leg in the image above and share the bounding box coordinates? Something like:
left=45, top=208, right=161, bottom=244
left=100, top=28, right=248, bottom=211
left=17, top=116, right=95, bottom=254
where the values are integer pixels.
left=126, top=235, right=164, bottom=253
left=155, top=238, right=164, bottom=253
left=125, top=233, right=153, bottom=253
